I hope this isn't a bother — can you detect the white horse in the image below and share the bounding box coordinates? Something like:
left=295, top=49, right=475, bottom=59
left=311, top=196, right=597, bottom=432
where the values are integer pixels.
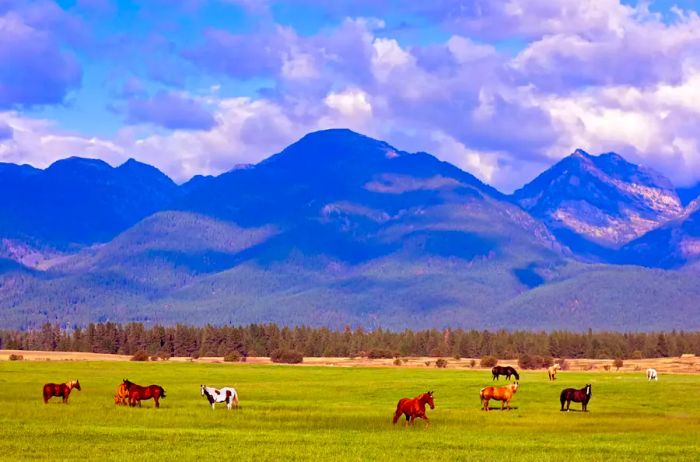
left=646, top=368, right=658, bottom=381
left=200, top=384, right=239, bottom=410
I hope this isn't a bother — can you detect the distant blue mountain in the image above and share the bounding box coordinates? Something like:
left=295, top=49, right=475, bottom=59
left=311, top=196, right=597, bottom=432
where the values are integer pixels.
left=0, top=157, right=179, bottom=246
left=1, top=130, right=700, bottom=330
left=512, top=149, right=682, bottom=259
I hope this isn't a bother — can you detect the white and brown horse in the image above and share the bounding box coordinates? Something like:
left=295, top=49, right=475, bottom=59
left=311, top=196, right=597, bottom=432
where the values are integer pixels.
left=200, top=384, right=239, bottom=410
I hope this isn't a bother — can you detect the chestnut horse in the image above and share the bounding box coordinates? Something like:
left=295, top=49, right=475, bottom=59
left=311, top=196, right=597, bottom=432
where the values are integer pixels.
left=492, top=366, right=519, bottom=381
left=114, top=382, right=129, bottom=405
left=43, top=380, right=81, bottom=404
left=480, top=383, right=518, bottom=411
left=392, top=391, right=434, bottom=427
left=123, top=379, right=166, bottom=408
left=560, top=384, right=592, bottom=412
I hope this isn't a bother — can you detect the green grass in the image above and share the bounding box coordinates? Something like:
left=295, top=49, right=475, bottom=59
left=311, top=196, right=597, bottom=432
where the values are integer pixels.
left=0, top=361, right=698, bottom=461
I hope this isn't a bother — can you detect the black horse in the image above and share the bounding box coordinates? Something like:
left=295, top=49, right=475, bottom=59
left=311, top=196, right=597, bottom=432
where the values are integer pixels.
left=492, top=366, right=520, bottom=381
left=560, top=384, right=592, bottom=412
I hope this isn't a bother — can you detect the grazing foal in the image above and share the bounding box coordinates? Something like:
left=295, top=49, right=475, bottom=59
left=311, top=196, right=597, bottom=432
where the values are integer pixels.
left=43, top=380, right=81, bottom=404
left=480, top=383, right=518, bottom=411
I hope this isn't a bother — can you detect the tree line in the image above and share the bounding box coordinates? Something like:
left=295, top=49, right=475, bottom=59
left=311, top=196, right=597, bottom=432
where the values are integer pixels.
left=1, top=323, right=698, bottom=359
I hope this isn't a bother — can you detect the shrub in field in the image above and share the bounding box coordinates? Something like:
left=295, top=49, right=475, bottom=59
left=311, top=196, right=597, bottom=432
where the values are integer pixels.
left=131, top=350, right=150, bottom=361
left=453, top=354, right=461, bottom=361
left=158, top=351, right=171, bottom=361
left=435, top=358, right=448, bottom=368
left=224, top=351, right=241, bottom=362
left=613, top=358, right=624, bottom=370
left=367, top=349, right=396, bottom=359
left=518, top=353, right=536, bottom=369
left=631, top=350, right=643, bottom=359
left=603, top=365, right=611, bottom=371
left=402, top=358, right=408, bottom=364
left=470, top=359, right=476, bottom=368
left=429, top=348, right=443, bottom=357
left=425, top=361, right=432, bottom=367
left=480, top=356, right=498, bottom=368
left=150, top=355, right=159, bottom=361
left=9, top=354, right=23, bottom=361
left=191, top=352, right=200, bottom=359
left=270, top=349, right=303, bottom=364
left=393, top=358, right=402, bottom=366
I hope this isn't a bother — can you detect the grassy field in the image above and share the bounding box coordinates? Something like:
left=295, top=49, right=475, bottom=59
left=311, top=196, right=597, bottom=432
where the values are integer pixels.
left=0, top=361, right=698, bottom=461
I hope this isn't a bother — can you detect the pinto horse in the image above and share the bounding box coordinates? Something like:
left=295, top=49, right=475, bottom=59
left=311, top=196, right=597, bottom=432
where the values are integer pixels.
left=114, top=382, right=129, bottom=405
left=200, top=384, right=239, bottom=410
left=123, top=379, right=166, bottom=408
left=43, top=380, right=81, bottom=404
left=492, top=365, right=520, bottom=381
left=480, top=383, right=518, bottom=411
left=560, top=384, right=592, bottom=412
left=392, top=391, right=434, bottom=427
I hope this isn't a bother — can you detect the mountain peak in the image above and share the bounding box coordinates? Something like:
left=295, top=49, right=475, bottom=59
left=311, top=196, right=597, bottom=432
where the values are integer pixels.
left=47, top=157, right=113, bottom=174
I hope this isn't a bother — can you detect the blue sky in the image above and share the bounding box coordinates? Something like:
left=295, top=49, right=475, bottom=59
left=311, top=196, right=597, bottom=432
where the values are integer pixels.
left=2, top=0, right=700, bottom=191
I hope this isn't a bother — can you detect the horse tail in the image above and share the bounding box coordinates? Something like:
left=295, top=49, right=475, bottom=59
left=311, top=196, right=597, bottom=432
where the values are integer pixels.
left=159, top=387, right=166, bottom=398
left=392, top=400, right=403, bottom=424
left=559, top=389, right=566, bottom=406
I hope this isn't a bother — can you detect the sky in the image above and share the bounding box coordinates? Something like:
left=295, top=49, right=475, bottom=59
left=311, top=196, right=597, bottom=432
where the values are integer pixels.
left=2, top=0, right=700, bottom=192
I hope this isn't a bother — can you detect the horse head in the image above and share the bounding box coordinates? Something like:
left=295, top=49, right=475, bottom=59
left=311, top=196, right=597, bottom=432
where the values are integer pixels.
left=123, top=379, right=132, bottom=389
left=425, top=391, right=435, bottom=409
left=74, top=379, right=81, bottom=391
left=512, top=382, right=519, bottom=392
left=200, top=384, right=206, bottom=396
left=585, top=384, right=592, bottom=396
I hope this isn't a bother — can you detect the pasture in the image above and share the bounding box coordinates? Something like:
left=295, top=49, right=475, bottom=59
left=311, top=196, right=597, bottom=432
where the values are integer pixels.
left=0, top=361, right=699, bottom=461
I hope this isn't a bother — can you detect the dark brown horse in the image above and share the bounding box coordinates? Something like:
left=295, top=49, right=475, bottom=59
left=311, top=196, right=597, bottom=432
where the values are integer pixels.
left=123, top=379, right=166, bottom=408
left=560, top=384, right=592, bottom=412
left=43, top=380, right=81, bottom=404
left=392, top=391, right=435, bottom=427
left=492, top=366, right=520, bottom=381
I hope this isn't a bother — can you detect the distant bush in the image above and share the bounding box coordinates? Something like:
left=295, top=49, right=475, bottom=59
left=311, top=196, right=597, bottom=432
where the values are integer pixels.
left=224, top=351, right=241, bottom=362
left=603, top=365, right=611, bottom=371
left=518, top=353, right=536, bottom=369
left=480, top=356, right=498, bottom=368
left=367, top=349, right=396, bottom=359
left=542, top=356, right=554, bottom=368
left=131, top=350, right=149, bottom=361
left=393, top=358, right=402, bottom=366
left=158, top=351, right=171, bottom=361
left=9, top=354, right=23, bottom=361
left=191, top=352, right=200, bottom=359
left=435, top=358, right=448, bottom=368
left=613, top=358, right=624, bottom=370
left=424, top=361, right=432, bottom=367
left=631, top=350, right=643, bottom=359
left=270, top=349, right=303, bottom=364
left=402, top=358, right=408, bottom=364
left=150, top=355, right=159, bottom=361
left=453, top=354, right=461, bottom=361
left=470, top=359, right=476, bottom=368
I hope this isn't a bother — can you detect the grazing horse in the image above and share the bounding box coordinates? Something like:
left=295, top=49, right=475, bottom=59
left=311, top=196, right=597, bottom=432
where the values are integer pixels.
left=646, top=368, right=658, bottom=381
left=548, top=364, right=561, bottom=381
left=480, top=383, right=518, bottom=411
left=123, top=379, right=166, bottom=408
left=560, top=384, right=592, bottom=412
left=492, top=365, right=520, bottom=381
left=200, top=384, right=239, bottom=410
left=114, top=382, right=129, bottom=405
left=43, top=380, right=81, bottom=404
left=392, top=391, right=435, bottom=427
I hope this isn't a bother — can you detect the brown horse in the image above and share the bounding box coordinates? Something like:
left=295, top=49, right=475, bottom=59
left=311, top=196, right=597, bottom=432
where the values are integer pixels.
left=560, top=384, right=592, bottom=412
left=43, top=380, right=81, bottom=404
left=480, top=383, right=518, bottom=411
left=392, top=391, right=435, bottom=427
left=114, top=382, right=129, bottom=405
left=123, top=379, right=166, bottom=408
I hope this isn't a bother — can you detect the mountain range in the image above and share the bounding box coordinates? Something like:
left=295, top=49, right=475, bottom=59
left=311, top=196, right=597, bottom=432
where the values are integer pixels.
left=1, top=129, right=699, bottom=330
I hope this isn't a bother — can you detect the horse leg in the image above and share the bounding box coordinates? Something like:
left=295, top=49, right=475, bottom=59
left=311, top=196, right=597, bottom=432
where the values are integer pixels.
left=421, top=415, right=430, bottom=427
left=212, top=402, right=216, bottom=410
left=155, top=397, right=160, bottom=408
left=483, top=399, right=489, bottom=411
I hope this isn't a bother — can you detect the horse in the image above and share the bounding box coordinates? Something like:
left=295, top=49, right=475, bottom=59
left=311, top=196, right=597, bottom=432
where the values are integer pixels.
left=200, top=384, right=239, bottom=410
left=43, top=380, right=81, bottom=404
left=480, top=383, right=518, bottom=411
left=492, top=365, right=520, bottom=381
left=560, top=384, right=592, bottom=412
left=548, top=364, right=561, bottom=381
left=122, top=379, right=166, bottom=408
left=114, top=382, right=129, bottom=405
left=392, top=391, right=435, bottom=427
left=646, top=368, right=658, bottom=381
